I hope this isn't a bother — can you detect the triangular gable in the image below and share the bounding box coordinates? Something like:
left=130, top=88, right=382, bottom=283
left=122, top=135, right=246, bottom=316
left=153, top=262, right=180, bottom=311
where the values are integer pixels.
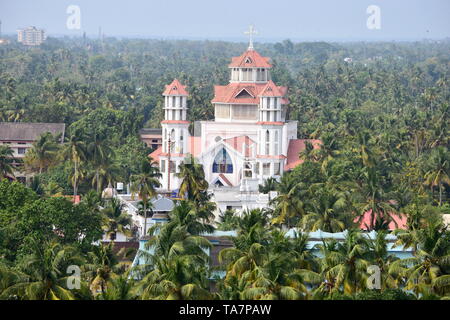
left=234, top=88, right=254, bottom=99
left=212, top=174, right=233, bottom=187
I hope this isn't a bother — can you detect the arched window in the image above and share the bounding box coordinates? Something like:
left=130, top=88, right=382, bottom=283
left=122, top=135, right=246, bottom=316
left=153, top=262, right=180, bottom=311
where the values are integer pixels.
left=265, top=130, right=270, bottom=155
left=213, top=148, right=233, bottom=173
left=169, top=129, right=175, bottom=153
left=179, top=133, right=183, bottom=154
left=273, top=131, right=279, bottom=155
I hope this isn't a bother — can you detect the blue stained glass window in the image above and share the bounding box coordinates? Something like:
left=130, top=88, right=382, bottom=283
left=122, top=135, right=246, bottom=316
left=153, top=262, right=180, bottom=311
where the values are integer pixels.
left=213, top=148, right=233, bottom=173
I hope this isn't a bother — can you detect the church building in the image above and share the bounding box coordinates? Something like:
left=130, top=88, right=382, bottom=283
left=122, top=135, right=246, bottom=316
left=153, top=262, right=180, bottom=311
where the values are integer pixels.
left=150, top=33, right=320, bottom=212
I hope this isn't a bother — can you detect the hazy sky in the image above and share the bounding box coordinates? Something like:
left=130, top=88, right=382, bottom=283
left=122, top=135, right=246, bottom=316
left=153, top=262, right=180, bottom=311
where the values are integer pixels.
left=1, top=0, right=449, bottom=41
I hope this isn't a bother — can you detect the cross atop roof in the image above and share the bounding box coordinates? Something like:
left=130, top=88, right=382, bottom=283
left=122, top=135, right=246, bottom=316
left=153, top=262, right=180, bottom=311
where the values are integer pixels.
left=244, top=25, right=258, bottom=50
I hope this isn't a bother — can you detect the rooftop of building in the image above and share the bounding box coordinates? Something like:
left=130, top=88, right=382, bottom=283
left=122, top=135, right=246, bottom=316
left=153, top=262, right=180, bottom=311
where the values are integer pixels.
left=0, top=122, right=65, bottom=142
left=229, top=49, right=272, bottom=68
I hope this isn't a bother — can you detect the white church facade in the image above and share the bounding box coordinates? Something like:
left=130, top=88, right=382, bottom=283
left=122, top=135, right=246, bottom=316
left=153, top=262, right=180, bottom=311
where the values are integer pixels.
left=150, top=42, right=320, bottom=213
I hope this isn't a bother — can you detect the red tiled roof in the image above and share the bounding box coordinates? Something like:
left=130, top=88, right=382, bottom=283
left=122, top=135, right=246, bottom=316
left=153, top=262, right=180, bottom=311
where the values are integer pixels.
left=212, top=83, right=288, bottom=104
left=229, top=49, right=272, bottom=68
left=149, top=146, right=163, bottom=162
left=355, top=210, right=407, bottom=230
left=162, top=79, right=188, bottom=96
left=284, top=139, right=322, bottom=171
left=259, top=80, right=284, bottom=97
left=223, top=136, right=256, bottom=157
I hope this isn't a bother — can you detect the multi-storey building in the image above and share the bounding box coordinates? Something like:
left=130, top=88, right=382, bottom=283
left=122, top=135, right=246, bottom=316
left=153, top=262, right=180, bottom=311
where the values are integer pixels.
left=17, top=26, right=46, bottom=46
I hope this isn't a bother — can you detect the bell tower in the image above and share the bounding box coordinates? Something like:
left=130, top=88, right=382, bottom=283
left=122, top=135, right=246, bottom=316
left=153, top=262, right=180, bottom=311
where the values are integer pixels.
left=160, top=79, right=190, bottom=191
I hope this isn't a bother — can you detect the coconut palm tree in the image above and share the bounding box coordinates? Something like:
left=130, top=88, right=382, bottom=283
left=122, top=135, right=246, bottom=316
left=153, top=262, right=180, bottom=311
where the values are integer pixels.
left=101, top=198, right=132, bottom=242
left=270, top=172, right=304, bottom=228
left=1, top=240, right=85, bottom=300
left=24, top=132, right=60, bottom=174
left=353, top=167, right=399, bottom=231
left=168, top=200, right=214, bottom=235
left=135, top=220, right=212, bottom=299
left=84, top=242, right=130, bottom=296
left=176, top=154, right=208, bottom=202
left=100, top=273, right=137, bottom=300
left=86, top=132, right=114, bottom=193
left=367, top=230, right=399, bottom=290
left=258, top=177, right=278, bottom=201
left=62, top=131, right=87, bottom=197
left=390, top=221, right=450, bottom=297
left=300, top=188, right=347, bottom=233
left=424, top=146, right=450, bottom=206
left=0, top=145, right=15, bottom=180
left=130, top=158, right=161, bottom=236
left=315, top=230, right=371, bottom=295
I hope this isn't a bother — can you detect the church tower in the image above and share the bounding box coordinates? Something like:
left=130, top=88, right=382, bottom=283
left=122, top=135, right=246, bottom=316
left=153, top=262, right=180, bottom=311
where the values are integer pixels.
left=159, top=79, right=190, bottom=191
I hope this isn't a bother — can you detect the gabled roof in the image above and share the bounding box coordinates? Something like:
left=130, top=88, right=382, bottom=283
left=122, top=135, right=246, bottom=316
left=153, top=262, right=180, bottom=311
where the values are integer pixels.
left=229, top=49, right=272, bottom=68
left=223, top=136, right=256, bottom=157
left=0, top=122, right=65, bottom=142
left=162, top=79, right=188, bottom=96
left=258, top=80, right=285, bottom=97
left=284, top=139, right=322, bottom=171
left=212, top=83, right=288, bottom=104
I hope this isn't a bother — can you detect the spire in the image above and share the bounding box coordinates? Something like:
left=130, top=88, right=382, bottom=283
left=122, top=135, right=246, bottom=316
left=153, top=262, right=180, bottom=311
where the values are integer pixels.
left=244, top=25, right=258, bottom=51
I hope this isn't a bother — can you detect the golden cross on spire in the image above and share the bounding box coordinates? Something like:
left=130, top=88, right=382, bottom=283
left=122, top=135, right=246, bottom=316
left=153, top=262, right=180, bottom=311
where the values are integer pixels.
left=244, top=25, right=258, bottom=50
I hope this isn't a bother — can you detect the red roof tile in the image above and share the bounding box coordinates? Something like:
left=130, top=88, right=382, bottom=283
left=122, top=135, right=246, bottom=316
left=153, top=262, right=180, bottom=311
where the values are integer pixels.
left=223, top=136, right=256, bottom=157
left=212, top=83, right=288, bottom=104
left=355, top=210, right=407, bottom=230
left=259, top=81, right=284, bottom=97
left=284, top=139, right=322, bottom=171
left=149, top=146, right=163, bottom=162
left=229, top=49, right=272, bottom=68
left=162, top=79, right=188, bottom=96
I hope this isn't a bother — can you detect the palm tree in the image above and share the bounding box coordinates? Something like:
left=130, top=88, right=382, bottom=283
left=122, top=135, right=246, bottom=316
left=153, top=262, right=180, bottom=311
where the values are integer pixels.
left=353, top=167, right=399, bottom=231
left=101, top=198, right=132, bottom=242
left=88, top=157, right=121, bottom=194
left=301, top=188, right=346, bottom=233
left=24, top=132, right=60, bottom=174
left=168, top=200, right=214, bottom=235
left=424, top=146, right=450, bottom=206
left=258, top=177, right=278, bottom=201
left=130, top=158, right=161, bottom=237
left=176, top=154, right=208, bottom=202
left=1, top=240, right=85, bottom=300
left=315, top=230, right=371, bottom=295
left=100, top=273, right=136, bottom=300
left=135, top=221, right=212, bottom=299
left=86, top=132, right=114, bottom=193
left=84, top=242, right=128, bottom=296
left=0, top=145, right=15, bottom=180
left=390, top=222, right=450, bottom=297
left=62, top=131, right=87, bottom=197
left=270, top=172, right=304, bottom=228
left=367, top=231, right=399, bottom=290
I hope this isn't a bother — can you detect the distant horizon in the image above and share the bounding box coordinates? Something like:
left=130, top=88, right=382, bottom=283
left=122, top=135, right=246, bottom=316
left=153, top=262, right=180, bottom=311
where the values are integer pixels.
left=1, top=0, right=449, bottom=42
left=2, top=32, right=450, bottom=44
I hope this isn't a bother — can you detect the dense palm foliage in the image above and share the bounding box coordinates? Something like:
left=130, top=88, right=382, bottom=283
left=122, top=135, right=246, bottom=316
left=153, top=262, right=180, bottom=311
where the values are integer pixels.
left=0, top=37, right=449, bottom=300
